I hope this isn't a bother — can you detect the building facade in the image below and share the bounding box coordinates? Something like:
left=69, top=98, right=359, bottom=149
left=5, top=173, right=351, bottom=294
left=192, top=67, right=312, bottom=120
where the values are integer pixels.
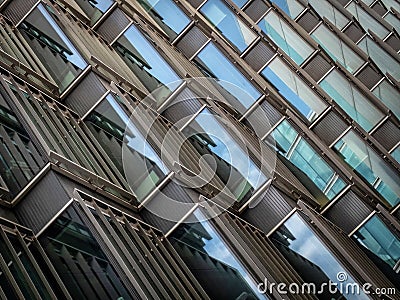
left=0, top=0, right=399, bottom=298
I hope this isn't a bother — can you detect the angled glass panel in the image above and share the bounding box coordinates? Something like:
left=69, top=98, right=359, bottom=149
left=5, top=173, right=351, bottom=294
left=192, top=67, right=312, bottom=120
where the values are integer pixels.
left=137, top=0, right=190, bottom=41
left=261, top=57, right=327, bottom=121
left=39, top=205, right=131, bottom=299
left=270, top=120, right=346, bottom=202
left=384, top=12, right=400, bottom=33
left=346, top=2, right=389, bottom=39
left=86, top=93, right=168, bottom=201
left=231, top=0, right=248, bottom=8
left=354, top=215, right=400, bottom=269
left=73, top=0, right=114, bottom=25
left=391, top=146, right=400, bottom=164
left=194, top=43, right=261, bottom=112
left=308, top=0, right=349, bottom=29
left=372, top=79, right=400, bottom=120
left=333, top=130, right=400, bottom=206
left=114, top=25, right=181, bottom=102
left=183, top=108, right=268, bottom=202
left=169, top=208, right=265, bottom=299
left=358, top=36, right=400, bottom=81
left=19, top=4, right=88, bottom=92
left=312, top=25, right=364, bottom=73
left=270, top=0, right=305, bottom=19
left=258, top=10, right=314, bottom=65
left=271, top=212, right=369, bottom=300
left=320, top=69, right=384, bottom=131
left=200, top=0, right=257, bottom=52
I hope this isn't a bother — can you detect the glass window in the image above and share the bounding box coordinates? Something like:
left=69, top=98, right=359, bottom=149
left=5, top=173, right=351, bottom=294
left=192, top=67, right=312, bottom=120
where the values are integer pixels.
left=39, top=205, right=131, bottom=299
left=194, top=43, right=261, bottom=113
left=73, top=0, right=114, bottom=25
left=384, top=12, right=400, bottom=34
left=320, top=69, right=384, bottom=131
left=200, top=0, right=257, bottom=52
left=183, top=108, right=268, bottom=202
left=170, top=209, right=265, bottom=299
left=333, top=130, right=400, bottom=206
left=270, top=0, right=305, bottom=19
left=358, top=36, right=400, bottom=81
left=308, top=0, right=349, bottom=29
left=114, top=25, right=181, bottom=103
left=270, top=120, right=346, bottom=202
left=231, top=0, right=248, bottom=8
left=354, top=216, right=400, bottom=269
left=312, top=25, right=364, bottom=73
left=346, top=2, right=390, bottom=39
left=381, top=0, right=400, bottom=12
left=20, top=4, right=88, bottom=92
left=391, top=146, right=400, bottom=164
left=271, top=212, right=369, bottom=300
left=137, top=0, right=190, bottom=41
left=372, top=79, right=400, bottom=120
left=86, top=93, right=168, bottom=201
left=261, top=57, right=327, bottom=121
left=258, top=10, right=314, bottom=65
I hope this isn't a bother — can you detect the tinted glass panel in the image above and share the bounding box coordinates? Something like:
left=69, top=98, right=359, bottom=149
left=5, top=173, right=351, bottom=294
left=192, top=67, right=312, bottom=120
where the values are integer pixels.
left=320, top=69, right=384, bottom=131
left=200, top=0, right=257, bottom=52
left=184, top=108, right=268, bottom=202
left=270, top=120, right=346, bottom=202
left=20, top=4, right=88, bottom=92
left=137, top=0, right=190, bottom=40
left=270, top=0, right=304, bottom=19
left=308, top=0, right=349, bottom=29
left=73, top=0, right=114, bottom=25
left=333, top=131, right=400, bottom=206
left=170, top=209, right=264, bottom=299
left=195, top=43, right=261, bottom=112
left=86, top=93, right=168, bottom=201
left=261, top=57, right=327, bottom=121
left=258, top=10, right=314, bottom=65
left=372, top=79, right=400, bottom=120
left=114, top=25, right=181, bottom=103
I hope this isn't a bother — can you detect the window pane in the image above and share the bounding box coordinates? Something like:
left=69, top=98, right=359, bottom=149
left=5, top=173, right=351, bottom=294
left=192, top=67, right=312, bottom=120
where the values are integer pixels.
left=320, top=69, right=384, bottom=131
left=312, top=25, right=364, bottom=73
left=271, top=120, right=345, bottom=201
left=73, top=0, right=114, bottom=25
left=358, top=36, right=400, bottom=81
left=20, top=4, right=88, bottom=92
left=258, top=11, right=314, bottom=65
left=333, top=131, right=400, bottom=206
left=170, top=209, right=264, bottom=299
left=270, top=0, right=305, bottom=19
left=184, top=108, right=268, bottom=202
left=354, top=216, right=400, bottom=268
left=231, top=0, right=248, bottom=8
left=347, top=2, right=389, bottom=39
left=194, top=43, right=261, bottom=112
left=391, top=146, right=400, bottom=164
left=114, top=26, right=181, bottom=103
left=372, top=79, right=400, bottom=120
left=137, top=0, right=190, bottom=40
left=86, top=93, right=168, bottom=201
left=261, top=57, right=327, bottom=121
left=271, top=212, right=369, bottom=300
left=384, top=12, right=400, bottom=33
left=308, top=0, right=349, bottom=29
left=201, top=0, right=257, bottom=52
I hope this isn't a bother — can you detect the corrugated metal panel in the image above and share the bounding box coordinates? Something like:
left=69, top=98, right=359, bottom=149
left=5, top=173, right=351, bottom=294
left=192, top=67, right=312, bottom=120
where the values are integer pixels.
left=244, top=100, right=282, bottom=137
left=355, top=65, right=382, bottom=89
left=313, top=110, right=348, bottom=146
left=176, top=26, right=208, bottom=59
left=324, top=190, right=373, bottom=234
left=371, top=2, right=387, bottom=16
left=187, top=0, right=205, bottom=9
left=14, top=171, right=70, bottom=233
left=140, top=182, right=195, bottom=233
left=2, top=0, right=39, bottom=25
left=64, top=72, right=107, bottom=116
left=242, top=185, right=295, bottom=233
left=303, top=53, right=332, bottom=82
left=244, top=0, right=269, bottom=23
left=343, top=23, right=364, bottom=43
left=385, top=34, right=400, bottom=51
left=372, top=120, right=400, bottom=150
left=243, top=41, right=275, bottom=72
left=162, top=93, right=203, bottom=125
left=297, top=10, right=320, bottom=33
left=97, top=8, right=130, bottom=44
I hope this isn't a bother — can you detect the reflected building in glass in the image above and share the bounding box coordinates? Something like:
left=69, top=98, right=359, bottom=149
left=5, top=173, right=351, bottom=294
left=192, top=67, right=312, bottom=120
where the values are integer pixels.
left=0, top=0, right=399, bottom=299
